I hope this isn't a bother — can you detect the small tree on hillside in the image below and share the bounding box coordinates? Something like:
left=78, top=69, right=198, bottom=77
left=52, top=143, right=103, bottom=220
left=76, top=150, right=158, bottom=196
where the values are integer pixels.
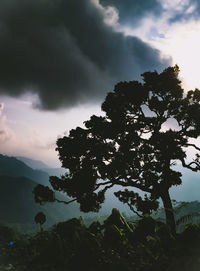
left=34, top=212, right=46, bottom=232
left=33, top=66, right=200, bottom=234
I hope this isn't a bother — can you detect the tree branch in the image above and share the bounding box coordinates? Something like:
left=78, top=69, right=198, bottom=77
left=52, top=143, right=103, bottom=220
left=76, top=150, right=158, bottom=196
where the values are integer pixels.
left=101, top=183, right=115, bottom=192
left=55, top=198, right=77, bottom=204
left=127, top=203, right=142, bottom=218
left=95, top=181, right=112, bottom=190
left=140, top=107, right=145, bottom=118
left=184, top=143, right=200, bottom=151
left=181, top=158, right=200, bottom=172
left=115, top=178, right=153, bottom=193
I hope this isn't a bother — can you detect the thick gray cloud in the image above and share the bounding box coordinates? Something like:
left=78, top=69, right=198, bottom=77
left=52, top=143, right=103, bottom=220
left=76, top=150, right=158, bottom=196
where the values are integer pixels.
left=0, top=0, right=169, bottom=110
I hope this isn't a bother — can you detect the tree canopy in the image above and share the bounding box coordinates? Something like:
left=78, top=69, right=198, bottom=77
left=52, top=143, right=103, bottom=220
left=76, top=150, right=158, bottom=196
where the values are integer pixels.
left=34, top=212, right=46, bottom=231
left=34, top=66, right=200, bottom=234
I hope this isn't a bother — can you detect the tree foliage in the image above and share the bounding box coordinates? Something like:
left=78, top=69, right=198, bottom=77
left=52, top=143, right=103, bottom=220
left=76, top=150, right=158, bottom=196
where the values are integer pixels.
left=33, top=66, right=200, bottom=233
left=34, top=212, right=46, bottom=232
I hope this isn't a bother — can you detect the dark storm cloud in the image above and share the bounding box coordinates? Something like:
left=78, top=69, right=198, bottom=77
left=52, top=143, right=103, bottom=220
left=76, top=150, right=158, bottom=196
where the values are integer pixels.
left=0, top=0, right=169, bottom=110
left=100, top=0, right=163, bottom=25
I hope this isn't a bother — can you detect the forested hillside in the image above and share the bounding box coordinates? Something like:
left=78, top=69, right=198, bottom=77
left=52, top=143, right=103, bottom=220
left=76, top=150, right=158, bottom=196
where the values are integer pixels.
left=1, top=209, right=200, bottom=271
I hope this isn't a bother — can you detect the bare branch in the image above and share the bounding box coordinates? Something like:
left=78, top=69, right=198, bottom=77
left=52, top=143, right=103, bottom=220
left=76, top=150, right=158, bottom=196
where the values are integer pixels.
left=188, top=161, right=200, bottom=168
left=101, top=183, right=115, bottom=192
left=181, top=158, right=200, bottom=172
left=184, top=143, right=200, bottom=152
left=115, top=179, right=153, bottom=193
left=94, top=176, right=152, bottom=194
left=140, top=107, right=145, bottom=118
left=128, top=203, right=143, bottom=218
left=55, top=198, right=77, bottom=204
left=95, top=181, right=112, bottom=190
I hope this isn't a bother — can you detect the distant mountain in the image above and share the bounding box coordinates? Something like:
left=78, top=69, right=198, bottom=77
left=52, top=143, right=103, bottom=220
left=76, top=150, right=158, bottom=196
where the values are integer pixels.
left=2, top=154, right=200, bottom=232
left=16, top=156, right=66, bottom=177
left=0, top=175, right=81, bottom=228
left=0, top=154, right=49, bottom=186
left=152, top=200, right=200, bottom=232
left=42, top=167, right=66, bottom=177
left=0, top=154, right=82, bottom=229
left=16, top=156, right=50, bottom=170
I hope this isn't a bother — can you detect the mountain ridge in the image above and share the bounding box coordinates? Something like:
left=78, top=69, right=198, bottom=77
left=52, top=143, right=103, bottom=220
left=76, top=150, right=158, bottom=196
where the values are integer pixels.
left=0, top=154, right=49, bottom=186
left=0, top=154, right=81, bottom=229
left=16, top=155, right=66, bottom=177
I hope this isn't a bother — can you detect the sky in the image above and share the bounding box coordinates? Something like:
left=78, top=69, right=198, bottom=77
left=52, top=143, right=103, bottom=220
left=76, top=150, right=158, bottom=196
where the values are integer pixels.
left=0, top=0, right=200, bottom=171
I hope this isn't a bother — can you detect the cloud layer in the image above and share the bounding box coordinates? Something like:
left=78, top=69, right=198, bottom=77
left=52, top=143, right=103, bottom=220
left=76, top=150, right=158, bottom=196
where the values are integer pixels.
left=101, top=0, right=200, bottom=26
left=100, top=0, right=162, bottom=25
left=0, top=0, right=169, bottom=110
left=0, top=103, right=13, bottom=143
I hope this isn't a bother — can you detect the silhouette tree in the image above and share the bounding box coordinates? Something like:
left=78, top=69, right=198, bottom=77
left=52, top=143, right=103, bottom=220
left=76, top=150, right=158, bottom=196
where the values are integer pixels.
left=33, top=66, right=200, bottom=234
left=34, top=212, right=46, bottom=232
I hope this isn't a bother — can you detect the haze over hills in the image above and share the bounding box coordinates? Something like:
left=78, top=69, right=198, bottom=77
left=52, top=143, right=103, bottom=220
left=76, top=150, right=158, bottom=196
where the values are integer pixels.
left=1, top=153, right=200, bottom=231
left=16, top=156, right=50, bottom=170
left=0, top=154, right=49, bottom=186
left=0, top=154, right=81, bottom=230
left=0, top=154, right=133, bottom=228
left=16, top=156, right=67, bottom=177
left=0, top=175, right=81, bottom=227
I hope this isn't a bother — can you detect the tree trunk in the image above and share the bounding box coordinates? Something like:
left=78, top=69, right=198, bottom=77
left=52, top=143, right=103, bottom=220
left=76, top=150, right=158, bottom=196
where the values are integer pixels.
left=161, top=190, right=176, bottom=235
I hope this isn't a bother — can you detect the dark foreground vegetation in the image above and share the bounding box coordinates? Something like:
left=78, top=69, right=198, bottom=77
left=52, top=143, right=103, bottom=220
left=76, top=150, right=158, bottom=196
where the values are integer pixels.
left=1, top=208, right=200, bottom=271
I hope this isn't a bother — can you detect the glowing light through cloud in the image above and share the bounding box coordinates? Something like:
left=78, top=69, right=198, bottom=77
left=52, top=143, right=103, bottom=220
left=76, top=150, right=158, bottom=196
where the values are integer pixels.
left=119, top=0, right=200, bottom=92
left=117, top=0, right=200, bottom=92
left=151, top=20, right=200, bottom=91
